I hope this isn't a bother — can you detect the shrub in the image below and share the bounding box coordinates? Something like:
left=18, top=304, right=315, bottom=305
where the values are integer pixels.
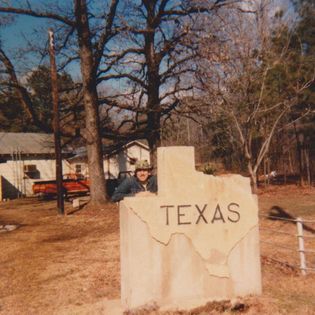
left=203, top=163, right=217, bottom=175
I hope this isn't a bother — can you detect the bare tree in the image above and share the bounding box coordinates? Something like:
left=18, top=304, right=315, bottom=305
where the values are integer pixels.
left=97, top=0, right=240, bottom=166
left=198, top=0, right=314, bottom=191
left=0, top=0, right=119, bottom=204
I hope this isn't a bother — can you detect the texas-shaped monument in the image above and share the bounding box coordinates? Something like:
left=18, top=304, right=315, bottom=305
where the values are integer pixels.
left=120, top=146, right=261, bottom=311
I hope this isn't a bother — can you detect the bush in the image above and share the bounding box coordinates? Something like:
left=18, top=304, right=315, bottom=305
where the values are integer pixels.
left=203, top=163, right=217, bottom=175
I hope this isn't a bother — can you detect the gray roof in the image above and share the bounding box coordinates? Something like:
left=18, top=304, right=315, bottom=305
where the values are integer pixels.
left=0, top=132, right=55, bottom=155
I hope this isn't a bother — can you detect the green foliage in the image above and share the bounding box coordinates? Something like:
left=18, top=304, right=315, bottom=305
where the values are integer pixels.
left=210, top=117, right=233, bottom=158
left=206, top=115, right=246, bottom=172
left=0, top=85, right=37, bottom=132
left=202, top=163, right=217, bottom=175
left=0, top=65, right=75, bottom=132
left=26, top=65, right=74, bottom=126
left=276, top=2, right=315, bottom=142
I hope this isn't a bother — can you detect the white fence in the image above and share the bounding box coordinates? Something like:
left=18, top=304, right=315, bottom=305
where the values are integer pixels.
left=259, top=214, right=315, bottom=275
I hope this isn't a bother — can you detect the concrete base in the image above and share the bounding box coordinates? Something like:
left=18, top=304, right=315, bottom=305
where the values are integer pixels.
left=120, top=204, right=261, bottom=311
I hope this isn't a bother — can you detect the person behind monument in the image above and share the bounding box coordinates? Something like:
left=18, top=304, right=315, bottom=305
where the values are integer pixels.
left=111, top=159, right=157, bottom=202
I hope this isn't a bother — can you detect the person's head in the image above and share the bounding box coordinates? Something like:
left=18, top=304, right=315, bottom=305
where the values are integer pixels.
left=134, top=160, right=152, bottom=183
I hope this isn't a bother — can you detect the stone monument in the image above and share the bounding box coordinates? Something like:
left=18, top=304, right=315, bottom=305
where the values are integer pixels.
left=120, top=146, right=261, bottom=312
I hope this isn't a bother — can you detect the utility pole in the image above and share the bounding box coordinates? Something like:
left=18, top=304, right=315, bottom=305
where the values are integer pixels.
left=49, top=29, right=64, bottom=215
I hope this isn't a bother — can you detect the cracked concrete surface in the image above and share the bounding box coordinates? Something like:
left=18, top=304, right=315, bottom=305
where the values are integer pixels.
left=120, top=147, right=262, bottom=311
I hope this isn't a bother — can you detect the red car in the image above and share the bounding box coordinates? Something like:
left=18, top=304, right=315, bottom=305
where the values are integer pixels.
left=32, top=173, right=90, bottom=198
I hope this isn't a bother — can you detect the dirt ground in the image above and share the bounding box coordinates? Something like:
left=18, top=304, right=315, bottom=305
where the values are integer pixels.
left=0, top=185, right=314, bottom=315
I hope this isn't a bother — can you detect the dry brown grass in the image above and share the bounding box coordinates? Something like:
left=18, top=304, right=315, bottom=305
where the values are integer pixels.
left=257, top=185, right=315, bottom=315
left=0, top=185, right=314, bottom=314
left=0, top=199, right=120, bottom=314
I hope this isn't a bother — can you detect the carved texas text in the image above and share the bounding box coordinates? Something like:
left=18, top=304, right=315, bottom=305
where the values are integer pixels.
left=160, top=203, right=241, bottom=225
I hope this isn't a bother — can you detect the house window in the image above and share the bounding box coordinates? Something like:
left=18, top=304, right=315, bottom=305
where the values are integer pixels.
left=129, top=157, right=137, bottom=165
left=23, top=164, right=39, bottom=179
left=75, top=164, right=82, bottom=174
left=23, top=164, right=37, bottom=173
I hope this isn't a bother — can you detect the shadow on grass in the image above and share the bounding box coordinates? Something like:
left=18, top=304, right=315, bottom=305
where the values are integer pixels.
left=66, top=200, right=89, bottom=215
left=268, top=206, right=315, bottom=234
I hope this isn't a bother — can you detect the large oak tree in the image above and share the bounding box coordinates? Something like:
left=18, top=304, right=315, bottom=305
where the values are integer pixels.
left=0, top=0, right=119, bottom=204
left=98, top=0, right=241, bottom=166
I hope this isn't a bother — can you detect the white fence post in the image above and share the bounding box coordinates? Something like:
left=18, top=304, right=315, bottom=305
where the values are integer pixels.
left=296, top=217, right=306, bottom=276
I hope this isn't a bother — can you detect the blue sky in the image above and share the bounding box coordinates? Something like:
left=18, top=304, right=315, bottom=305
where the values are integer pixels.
left=1, top=14, right=68, bottom=74
left=1, top=15, right=45, bottom=49
left=0, top=0, right=295, bottom=80
left=0, top=0, right=80, bottom=76
left=1, top=0, right=294, bottom=48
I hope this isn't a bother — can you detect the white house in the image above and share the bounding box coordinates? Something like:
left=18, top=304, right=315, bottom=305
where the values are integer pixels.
left=0, top=133, right=72, bottom=199
left=68, top=140, right=150, bottom=179
left=0, top=132, right=150, bottom=200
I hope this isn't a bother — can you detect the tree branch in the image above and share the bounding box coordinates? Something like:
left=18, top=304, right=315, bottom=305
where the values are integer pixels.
left=0, top=6, right=75, bottom=26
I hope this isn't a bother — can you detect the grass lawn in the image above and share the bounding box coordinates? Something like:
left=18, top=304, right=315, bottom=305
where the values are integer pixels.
left=0, top=184, right=314, bottom=314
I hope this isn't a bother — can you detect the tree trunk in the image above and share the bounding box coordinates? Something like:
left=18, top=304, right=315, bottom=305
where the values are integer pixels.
left=250, top=170, right=258, bottom=194
left=298, top=140, right=304, bottom=186
left=294, top=123, right=304, bottom=186
left=263, top=157, right=267, bottom=187
left=143, top=2, right=162, bottom=170
left=283, top=157, right=287, bottom=184
left=304, top=146, right=311, bottom=186
left=247, top=161, right=258, bottom=194
left=267, top=157, right=271, bottom=186
left=148, top=133, right=160, bottom=173
left=288, top=149, right=294, bottom=174
left=75, top=0, right=106, bottom=204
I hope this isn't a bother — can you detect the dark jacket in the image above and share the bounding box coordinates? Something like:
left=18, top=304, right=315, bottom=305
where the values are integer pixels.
left=111, top=175, right=157, bottom=202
